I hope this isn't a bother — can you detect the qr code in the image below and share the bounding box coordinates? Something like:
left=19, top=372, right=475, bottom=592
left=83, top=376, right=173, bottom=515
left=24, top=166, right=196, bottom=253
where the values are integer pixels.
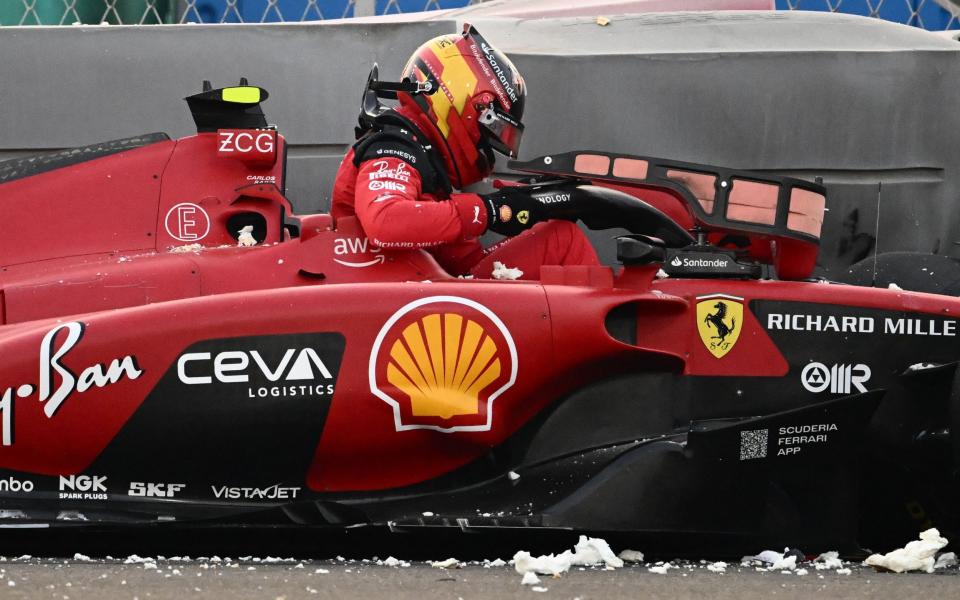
left=739, top=429, right=769, bottom=461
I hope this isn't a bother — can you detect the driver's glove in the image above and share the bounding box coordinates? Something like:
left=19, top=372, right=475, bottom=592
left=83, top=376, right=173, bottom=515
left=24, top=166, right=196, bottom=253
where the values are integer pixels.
left=482, top=187, right=546, bottom=237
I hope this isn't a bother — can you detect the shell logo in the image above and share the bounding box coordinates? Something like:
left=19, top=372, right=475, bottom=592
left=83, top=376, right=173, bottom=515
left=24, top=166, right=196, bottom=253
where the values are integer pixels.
left=369, top=296, right=518, bottom=433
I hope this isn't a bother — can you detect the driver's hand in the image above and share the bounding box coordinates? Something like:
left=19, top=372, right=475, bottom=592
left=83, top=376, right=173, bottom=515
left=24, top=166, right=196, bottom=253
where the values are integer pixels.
left=482, top=187, right=545, bottom=237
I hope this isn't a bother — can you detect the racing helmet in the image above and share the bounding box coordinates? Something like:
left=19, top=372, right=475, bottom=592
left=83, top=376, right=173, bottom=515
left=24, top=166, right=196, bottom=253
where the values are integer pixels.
left=400, top=24, right=526, bottom=183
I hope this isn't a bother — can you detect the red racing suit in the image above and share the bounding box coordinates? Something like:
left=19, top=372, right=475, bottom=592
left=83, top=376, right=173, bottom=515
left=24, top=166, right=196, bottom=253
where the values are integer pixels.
left=331, top=111, right=598, bottom=280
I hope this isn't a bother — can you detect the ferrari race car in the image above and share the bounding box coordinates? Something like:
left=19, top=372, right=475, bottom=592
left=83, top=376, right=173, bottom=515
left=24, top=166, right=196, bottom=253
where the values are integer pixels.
left=0, top=81, right=957, bottom=554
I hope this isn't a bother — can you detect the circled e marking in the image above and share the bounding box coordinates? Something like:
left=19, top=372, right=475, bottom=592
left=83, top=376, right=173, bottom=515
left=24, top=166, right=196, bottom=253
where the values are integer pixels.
left=164, top=203, right=211, bottom=242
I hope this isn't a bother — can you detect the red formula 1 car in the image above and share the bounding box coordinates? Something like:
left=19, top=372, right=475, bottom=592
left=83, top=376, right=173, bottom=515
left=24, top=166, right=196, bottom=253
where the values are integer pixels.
left=0, top=82, right=957, bottom=553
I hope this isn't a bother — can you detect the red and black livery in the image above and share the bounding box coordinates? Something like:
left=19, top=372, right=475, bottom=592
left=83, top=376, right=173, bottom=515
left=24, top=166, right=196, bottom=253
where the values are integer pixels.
left=0, top=82, right=957, bottom=553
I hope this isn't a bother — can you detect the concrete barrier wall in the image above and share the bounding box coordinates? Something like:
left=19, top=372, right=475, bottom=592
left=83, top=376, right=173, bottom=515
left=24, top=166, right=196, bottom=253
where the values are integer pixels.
left=1, top=13, right=958, bottom=273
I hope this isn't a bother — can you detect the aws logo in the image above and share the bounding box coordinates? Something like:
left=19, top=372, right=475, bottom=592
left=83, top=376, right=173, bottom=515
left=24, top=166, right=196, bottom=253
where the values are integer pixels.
left=369, top=296, right=517, bottom=433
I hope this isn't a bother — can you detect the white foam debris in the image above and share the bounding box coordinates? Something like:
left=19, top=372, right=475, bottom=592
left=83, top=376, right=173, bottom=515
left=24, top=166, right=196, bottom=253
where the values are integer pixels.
left=935, top=552, right=957, bottom=569
left=618, top=550, right=645, bottom=563
left=521, top=571, right=541, bottom=586
left=513, top=551, right=573, bottom=576
left=753, top=550, right=784, bottom=565
left=648, top=563, right=673, bottom=574
left=836, top=568, right=852, bottom=575
left=655, top=269, right=669, bottom=279
left=572, top=536, right=624, bottom=569
left=123, top=555, right=153, bottom=564
left=484, top=559, right=507, bottom=568
left=491, top=261, right=523, bottom=280
left=379, top=557, right=409, bottom=568
left=73, top=553, right=92, bottom=562
left=513, top=535, right=623, bottom=575
left=906, top=363, right=938, bottom=373
left=237, top=225, right=257, bottom=247
left=531, top=586, right=549, bottom=592
left=795, top=568, right=808, bottom=576
left=513, top=536, right=623, bottom=576
left=170, top=243, right=204, bottom=254
left=772, top=556, right=797, bottom=571
left=888, top=282, right=903, bottom=291
left=430, top=558, right=460, bottom=569
left=315, top=568, right=329, bottom=574
left=707, top=562, right=727, bottom=573
left=864, top=528, right=949, bottom=573
left=813, top=551, right=843, bottom=570
left=749, top=549, right=797, bottom=571
left=508, top=471, right=520, bottom=481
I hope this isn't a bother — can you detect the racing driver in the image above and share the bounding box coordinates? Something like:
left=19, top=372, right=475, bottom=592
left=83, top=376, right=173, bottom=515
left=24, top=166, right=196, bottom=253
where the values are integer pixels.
left=331, top=25, right=599, bottom=280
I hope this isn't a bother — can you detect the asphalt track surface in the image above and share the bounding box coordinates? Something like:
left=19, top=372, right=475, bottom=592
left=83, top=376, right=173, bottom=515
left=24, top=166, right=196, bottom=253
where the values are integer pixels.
left=0, top=530, right=956, bottom=599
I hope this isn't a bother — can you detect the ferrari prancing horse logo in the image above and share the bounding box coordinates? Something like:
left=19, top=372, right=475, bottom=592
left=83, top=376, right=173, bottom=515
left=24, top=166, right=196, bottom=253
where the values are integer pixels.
left=696, top=294, right=743, bottom=358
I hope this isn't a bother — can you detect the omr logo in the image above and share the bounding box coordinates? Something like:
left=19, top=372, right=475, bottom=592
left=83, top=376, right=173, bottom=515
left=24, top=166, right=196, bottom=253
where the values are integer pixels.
left=801, top=362, right=871, bottom=394
left=369, top=297, right=517, bottom=433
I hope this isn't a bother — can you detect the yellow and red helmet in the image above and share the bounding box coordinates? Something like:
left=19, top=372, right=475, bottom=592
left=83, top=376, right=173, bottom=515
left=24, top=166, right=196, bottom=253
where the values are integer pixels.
left=401, top=24, right=526, bottom=184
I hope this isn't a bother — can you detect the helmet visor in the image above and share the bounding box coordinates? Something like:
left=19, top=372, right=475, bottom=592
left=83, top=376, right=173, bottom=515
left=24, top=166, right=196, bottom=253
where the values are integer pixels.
left=479, top=105, right=524, bottom=158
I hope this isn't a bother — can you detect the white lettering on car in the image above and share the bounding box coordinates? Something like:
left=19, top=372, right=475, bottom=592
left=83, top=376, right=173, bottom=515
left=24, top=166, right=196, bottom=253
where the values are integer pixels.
left=218, top=130, right=274, bottom=153
left=177, top=348, right=333, bottom=385
left=332, top=236, right=385, bottom=268
left=0, top=477, right=34, bottom=493
left=59, top=475, right=108, bottom=500
left=334, top=237, right=381, bottom=256
left=766, top=313, right=959, bottom=336
left=211, top=484, right=300, bottom=500
left=801, top=362, right=871, bottom=394
left=218, top=131, right=234, bottom=152
left=774, top=423, right=839, bottom=456
left=0, top=323, right=142, bottom=446
left=128, top=482, right=186, bottom=498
